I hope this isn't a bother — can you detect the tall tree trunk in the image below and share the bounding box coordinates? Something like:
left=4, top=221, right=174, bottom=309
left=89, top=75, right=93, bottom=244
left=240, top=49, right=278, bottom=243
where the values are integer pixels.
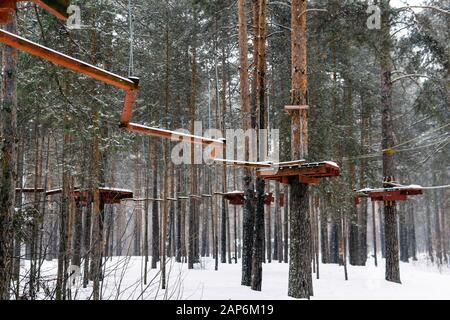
left=176, top=168, right=182, bottom=263
left=82, top=195, right=92, bottom=288
left=144, top=138, right=150, bottom=283
left=433, top=171, right=443, bottom=265
left=151, top=139, right=160, bottom=269
left=238, top=0, right=255, bottom=287
left=407, top=202, right=417, bottom=261
left=425, top=198, right=434, bottom=263
left=320, top=196, right=329, bottom=264
left=288, top=0, right=313, bottom=299
left=380, top=0, right=400, bottom=283
left=133, top=157, right=142, bottom=256
left=251, top=0, right=267, bottom=292
left=0, top=11, right=17, bottom=301
left=399, top=205, right=409, bottom=263
left=283, top=185, right=289, bottom=263
left=188, top=40, right=199, bottom=270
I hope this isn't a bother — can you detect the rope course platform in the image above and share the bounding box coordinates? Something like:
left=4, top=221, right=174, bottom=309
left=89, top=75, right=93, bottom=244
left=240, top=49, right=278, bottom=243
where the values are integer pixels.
left=128, top=198, right=164, bottom=202
left=218, top=191, right=274, bottom=206
left=257, top=161, right=340, bottom=185
left=0, top=0, right=69, bottom=24
left=46, top=187, right=133, bottom=205
left=356, top=185, right=424, bottom=203
left=16, top=188, right=45, bottom=193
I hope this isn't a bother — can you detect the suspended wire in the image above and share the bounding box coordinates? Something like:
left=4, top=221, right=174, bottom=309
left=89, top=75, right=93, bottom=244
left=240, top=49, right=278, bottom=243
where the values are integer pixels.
left=359, top=184, right=450, bottom=193
left=128, top=0, right=135, bottom=77
left=343, top=132, right=450, bottom=162
left=420, top=185, right=450, bottom=190
left=387, top=121, right=450, bottom=151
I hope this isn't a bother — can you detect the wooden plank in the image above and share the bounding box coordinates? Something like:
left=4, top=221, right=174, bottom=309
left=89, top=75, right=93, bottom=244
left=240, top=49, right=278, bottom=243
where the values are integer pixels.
left=0, top=28, right=138, bottom=91
left=16, top=188, right=45, bottom=193
left=125, top=123, right=225, bottom=147
left=284, top=105, right=309, bottom=114
left=214, top=158, right=272, bottom=168
left=299, top=176, right=320, bottom=185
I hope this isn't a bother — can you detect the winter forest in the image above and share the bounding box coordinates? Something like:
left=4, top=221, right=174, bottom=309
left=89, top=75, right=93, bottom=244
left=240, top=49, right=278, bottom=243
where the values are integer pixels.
left=0, top=0, right=449, bottom=301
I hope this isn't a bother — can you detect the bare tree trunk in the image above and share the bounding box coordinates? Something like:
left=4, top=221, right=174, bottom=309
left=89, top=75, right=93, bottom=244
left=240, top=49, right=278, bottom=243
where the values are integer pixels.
left=82, top=195, right=92, bottom=288
left=0, top=12, right=17, bottom=300
left=320, top=197, right=329, bottom=264
left=133, top=157, right=142, bottom=256
left=372, top=202, right=378, bottom=267
left=380, top=0, right=400, bottom=284
left=283, top=185, right=289, bottom=263
left=176, top=168, right=182, bottom=263
left=407, top=202, right=417, bottom=261
left=188, top=37, right=199, bottom=270
left=288, top=0, right=313, bottom=299
left=399, top=205, right=409, bottom=263
left=238, top=0, right=255, bottom=287
left=144, top=138, right=150, bottom=283
left=151, top=139, right=160, bottom=269
left=433, top=171, right=443, bottom=265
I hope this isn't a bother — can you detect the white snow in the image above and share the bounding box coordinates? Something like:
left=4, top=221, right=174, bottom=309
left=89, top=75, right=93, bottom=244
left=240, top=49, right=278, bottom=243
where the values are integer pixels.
left=24, top=256, right=450, bottom=300
left=323, top=161, right=340, bottom=168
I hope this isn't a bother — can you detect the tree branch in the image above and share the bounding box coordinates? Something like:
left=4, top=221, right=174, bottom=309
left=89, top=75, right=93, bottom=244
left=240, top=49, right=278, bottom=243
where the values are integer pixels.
left=391, top=74, right=429, bottom=84
left=396, top=5, right=450, bottom=16
left=298, top=9, right=328, bottom=18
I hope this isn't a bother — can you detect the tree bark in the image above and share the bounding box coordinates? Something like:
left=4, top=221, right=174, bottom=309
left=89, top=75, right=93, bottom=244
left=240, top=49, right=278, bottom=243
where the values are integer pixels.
left=0, top=12, right=17, bottom=300
left=288, top=0, right=313, bottom=299
left=380, top=0, right=400, bottom=284
left=238, top=0, right=255, bottom=287
left=151, top=139, right=160, bottom=269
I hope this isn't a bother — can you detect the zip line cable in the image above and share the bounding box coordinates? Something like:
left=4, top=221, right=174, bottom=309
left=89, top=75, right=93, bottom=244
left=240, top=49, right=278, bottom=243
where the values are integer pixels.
left=358, top=184, right=450, bottom=193
left=128, top=0, right=135, bottom=77
left=387, top=121, right=450, bottom=151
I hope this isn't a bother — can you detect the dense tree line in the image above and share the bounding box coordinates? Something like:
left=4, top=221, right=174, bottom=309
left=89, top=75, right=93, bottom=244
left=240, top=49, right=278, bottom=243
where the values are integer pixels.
left=0, top=0, right=448, bottom=300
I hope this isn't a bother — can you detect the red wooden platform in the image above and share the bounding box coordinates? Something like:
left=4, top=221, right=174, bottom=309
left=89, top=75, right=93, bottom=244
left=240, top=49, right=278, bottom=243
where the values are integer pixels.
left=257, top=161, right=340, bottom=185
left=221, top=191, right=274, bottom=206
left=46, top=187, right=133, bottom=205
left=356, top=186, right=424, bottom=203
left=16, top=188, right=44, bottom=193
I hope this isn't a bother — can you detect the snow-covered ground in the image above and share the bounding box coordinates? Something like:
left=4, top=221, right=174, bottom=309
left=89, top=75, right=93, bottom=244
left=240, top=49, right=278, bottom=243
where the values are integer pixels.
left=26, top=256, right=450, bottom=300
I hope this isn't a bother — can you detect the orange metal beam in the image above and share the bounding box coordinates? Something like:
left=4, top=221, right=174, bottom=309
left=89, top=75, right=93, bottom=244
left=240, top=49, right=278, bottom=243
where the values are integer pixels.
left=125, top=123, right=225, bottom=147
left=29, top=0, right=69, bottom=21
left=0, top=28, right=140, bottom=129
left=0, top=28, right=138, bottom=91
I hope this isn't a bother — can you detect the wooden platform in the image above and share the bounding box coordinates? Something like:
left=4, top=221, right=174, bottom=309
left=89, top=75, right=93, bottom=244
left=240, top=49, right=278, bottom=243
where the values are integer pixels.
left=46, top=187, right=133, bottom=205
left=16, top=188, right=44, bottom=193
left=1, top=0, right=69, bottom=24
left=357, top=186, right=424, bottom=202
left=125, top=123, right=224, bottom=147
left=222, top=191, right=274, bottom=206
left=257, top=161, right=340, bottom=185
